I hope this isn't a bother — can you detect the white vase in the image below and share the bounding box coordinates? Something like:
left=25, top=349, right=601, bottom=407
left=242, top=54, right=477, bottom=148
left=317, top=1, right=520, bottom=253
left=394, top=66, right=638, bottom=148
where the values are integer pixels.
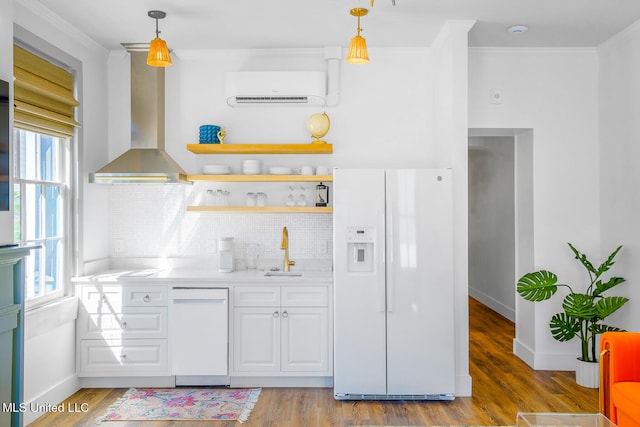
left=576, top=358, right=599, bottom=388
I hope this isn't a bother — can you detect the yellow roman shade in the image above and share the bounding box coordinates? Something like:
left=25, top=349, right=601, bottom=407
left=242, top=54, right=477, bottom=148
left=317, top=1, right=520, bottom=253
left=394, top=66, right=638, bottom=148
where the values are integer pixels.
left=13, top=45, right=80, bottom=138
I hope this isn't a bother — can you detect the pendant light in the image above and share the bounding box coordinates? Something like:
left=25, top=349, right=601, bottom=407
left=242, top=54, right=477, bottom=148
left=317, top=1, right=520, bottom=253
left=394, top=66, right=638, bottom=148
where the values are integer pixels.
left=147, top=10, right=172, bottom=67
left=346, top=8, right=369, bottom=65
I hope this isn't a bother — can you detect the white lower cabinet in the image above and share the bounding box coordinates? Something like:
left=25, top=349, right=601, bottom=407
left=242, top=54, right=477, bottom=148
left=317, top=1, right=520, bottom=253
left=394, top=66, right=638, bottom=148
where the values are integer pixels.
left=233, top=286, right=330, bottom=376
left=280, top=307, right=328, bottom=372
left=75, top=279, right=332, bottom=386
left=76, top=283, right=169, bottom=377
left=234, top=307, right=280, bottom=372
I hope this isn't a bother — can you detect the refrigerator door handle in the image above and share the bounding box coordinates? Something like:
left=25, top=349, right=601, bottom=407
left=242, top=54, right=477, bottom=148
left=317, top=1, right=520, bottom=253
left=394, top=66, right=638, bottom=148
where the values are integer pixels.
left=378, top=207, right=386, bottom=313
left=385, top=203, right=394, bottom=314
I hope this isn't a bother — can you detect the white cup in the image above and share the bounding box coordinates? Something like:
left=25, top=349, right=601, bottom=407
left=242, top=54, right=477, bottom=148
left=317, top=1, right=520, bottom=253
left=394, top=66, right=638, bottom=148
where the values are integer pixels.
left=316, top=166, right=330, bottom=175
left=300, top=165, right=314, bottom=175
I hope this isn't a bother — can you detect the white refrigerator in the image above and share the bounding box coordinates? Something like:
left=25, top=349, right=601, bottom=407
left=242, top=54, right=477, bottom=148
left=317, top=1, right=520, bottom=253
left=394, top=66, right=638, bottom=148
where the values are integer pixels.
left=333, top=168, right=455, bottom=400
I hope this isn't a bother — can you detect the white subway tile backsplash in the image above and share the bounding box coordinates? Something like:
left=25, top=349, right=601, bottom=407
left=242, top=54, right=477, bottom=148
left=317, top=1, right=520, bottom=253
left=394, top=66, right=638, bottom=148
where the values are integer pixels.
left=109, top=185, right=333, bottom=269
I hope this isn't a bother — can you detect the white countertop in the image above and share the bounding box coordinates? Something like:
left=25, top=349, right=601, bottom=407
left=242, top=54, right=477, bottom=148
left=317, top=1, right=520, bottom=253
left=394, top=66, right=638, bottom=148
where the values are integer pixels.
left=73, top=268, right=332, bottom=285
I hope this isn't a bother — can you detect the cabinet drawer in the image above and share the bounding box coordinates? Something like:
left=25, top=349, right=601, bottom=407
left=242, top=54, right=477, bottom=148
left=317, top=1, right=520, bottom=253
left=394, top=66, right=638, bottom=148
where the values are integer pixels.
left=77, top=307, right=167, bottom=339
left=79, top=285, right=125, bottom=313
left=78, top=339, right=168, bottom=376
left=281, top=287, right=328, bottom=307
left=234, top=287, right=280, bottom=307
left=123, top=286, right=167, bottom=306
left=79, top=285, right=167, bottom=313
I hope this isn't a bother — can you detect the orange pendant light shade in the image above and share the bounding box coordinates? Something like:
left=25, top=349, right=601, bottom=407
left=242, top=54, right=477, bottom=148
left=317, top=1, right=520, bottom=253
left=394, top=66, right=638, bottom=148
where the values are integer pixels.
left=346, top=8, right=370, bottom=65
left=147, top=37, right=172, bottom=67
left=347, top=35, right=369, bottom=64
left=146, top=10, right=172, bottom=67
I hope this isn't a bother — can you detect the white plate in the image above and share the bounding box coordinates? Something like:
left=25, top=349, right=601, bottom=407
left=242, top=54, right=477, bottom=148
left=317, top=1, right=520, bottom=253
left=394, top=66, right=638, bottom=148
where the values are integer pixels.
left=203, top=165, right=231, bottom=174
left=269, top=166, right=293, bottom=175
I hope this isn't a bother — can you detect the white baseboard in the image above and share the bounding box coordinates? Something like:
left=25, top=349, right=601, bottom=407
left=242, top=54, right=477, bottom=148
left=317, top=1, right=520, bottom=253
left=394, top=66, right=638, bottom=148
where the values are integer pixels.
left=513, top=337, right=535, bottom=368
left=513, top=338, right=577, bottom=370
left=455, top=373, right=472, bottom=397
left=24, top=375, right=80, bottom=426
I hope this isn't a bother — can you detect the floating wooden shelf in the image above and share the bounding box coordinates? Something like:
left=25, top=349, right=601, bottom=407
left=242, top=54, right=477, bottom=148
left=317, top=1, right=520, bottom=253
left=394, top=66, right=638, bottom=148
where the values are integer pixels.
left=186, top=143, right=333, bottom=155
left=187, top=206, right=333, bottom=213
left=187, top=174, right=333, bottom=182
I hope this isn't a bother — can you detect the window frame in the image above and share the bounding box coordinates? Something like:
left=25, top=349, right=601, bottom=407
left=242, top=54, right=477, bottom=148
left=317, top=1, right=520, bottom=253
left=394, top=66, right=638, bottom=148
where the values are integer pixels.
left=14, top=130, right=72, bottom=309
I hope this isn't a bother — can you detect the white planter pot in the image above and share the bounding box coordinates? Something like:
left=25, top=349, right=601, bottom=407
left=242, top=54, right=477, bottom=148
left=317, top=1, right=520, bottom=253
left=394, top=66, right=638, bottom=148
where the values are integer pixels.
left=576, top=358, right=599, bottom=388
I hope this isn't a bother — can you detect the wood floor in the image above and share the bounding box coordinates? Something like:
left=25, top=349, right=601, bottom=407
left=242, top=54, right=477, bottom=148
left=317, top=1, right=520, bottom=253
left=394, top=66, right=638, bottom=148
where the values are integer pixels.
left=28, top=298, right=598, bottom=427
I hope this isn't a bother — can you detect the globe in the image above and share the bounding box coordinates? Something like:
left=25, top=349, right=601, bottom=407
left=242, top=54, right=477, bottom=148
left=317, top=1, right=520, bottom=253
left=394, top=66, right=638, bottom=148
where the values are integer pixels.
left=306, top=112, right=330, bottom=143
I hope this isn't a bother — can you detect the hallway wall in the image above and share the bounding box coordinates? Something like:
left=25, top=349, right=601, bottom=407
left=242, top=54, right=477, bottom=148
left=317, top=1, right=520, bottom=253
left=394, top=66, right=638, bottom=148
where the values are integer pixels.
left=598, top=21, right=640, bottom=330
left=468, top=136, right=515, bottom=321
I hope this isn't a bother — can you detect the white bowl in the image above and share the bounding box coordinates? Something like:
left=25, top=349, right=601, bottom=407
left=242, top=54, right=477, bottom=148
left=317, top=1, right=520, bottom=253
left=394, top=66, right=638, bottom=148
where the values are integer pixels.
left=270, top=166, right=293, bottom=175
left=202, top=165, right=231, bottom=174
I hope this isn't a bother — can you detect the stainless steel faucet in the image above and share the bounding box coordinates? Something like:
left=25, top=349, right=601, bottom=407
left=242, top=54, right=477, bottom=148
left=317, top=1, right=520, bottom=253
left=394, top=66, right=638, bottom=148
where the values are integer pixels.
left=281, top=226, right=295, bottom=272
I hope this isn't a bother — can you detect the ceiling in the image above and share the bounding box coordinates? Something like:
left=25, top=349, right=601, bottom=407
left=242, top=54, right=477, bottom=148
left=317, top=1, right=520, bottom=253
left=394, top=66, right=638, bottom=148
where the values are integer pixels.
left=27, top=0, right=640, bottom=51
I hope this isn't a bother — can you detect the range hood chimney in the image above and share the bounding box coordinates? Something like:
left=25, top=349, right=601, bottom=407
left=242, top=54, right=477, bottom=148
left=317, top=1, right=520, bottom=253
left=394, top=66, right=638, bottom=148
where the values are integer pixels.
left=89, top=44, right=187, bottom=184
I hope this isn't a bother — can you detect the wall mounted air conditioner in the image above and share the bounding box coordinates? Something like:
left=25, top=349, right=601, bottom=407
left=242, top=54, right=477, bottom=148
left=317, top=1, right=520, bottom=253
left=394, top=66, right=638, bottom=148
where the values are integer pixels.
left=225, top=71, right=326, bottom=107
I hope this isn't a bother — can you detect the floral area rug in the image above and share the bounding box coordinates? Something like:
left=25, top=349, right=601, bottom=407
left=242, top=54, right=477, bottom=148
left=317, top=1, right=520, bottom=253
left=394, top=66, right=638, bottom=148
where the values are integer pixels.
left=96, top=387, right=261, bottom=424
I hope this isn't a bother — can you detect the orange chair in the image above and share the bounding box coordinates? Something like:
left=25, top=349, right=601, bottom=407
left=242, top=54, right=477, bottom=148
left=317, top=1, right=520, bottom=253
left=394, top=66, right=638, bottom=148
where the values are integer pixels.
left=600, top=332, right=640, bottom=427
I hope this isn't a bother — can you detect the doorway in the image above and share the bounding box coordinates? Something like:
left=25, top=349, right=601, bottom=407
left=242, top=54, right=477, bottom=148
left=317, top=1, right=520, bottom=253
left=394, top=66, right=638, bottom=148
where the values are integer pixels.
left=467, top=128, right=534, bottom=326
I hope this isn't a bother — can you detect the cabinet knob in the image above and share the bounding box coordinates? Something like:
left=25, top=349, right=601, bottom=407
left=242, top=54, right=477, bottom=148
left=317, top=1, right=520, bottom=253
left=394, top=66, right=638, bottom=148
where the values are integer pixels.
left=273, top=311, right=279, bottom=318
left=143, top=295, right=150, bottom=302
left=282, top=310, right=288, bottom=318
left=121, top=322, right=127, bottom=329
left=120, top=354, right=127, bottom=359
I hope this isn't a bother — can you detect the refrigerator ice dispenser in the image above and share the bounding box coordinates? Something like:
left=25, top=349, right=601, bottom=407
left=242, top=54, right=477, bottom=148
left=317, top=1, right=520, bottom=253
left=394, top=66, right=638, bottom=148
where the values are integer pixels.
left=346, top=227, right=374, bottom=273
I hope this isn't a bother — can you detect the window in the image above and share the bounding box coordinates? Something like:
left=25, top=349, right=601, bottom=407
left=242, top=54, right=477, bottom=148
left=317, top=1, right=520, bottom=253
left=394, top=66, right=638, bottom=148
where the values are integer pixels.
left=12, top=43, right=79, bottom=307
left=14, top=130, right=70, bottom=305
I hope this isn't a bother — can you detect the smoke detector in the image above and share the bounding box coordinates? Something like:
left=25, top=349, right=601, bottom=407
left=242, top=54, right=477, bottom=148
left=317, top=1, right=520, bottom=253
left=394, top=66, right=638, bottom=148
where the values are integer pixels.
left=507, top=25, right=529, bottom=34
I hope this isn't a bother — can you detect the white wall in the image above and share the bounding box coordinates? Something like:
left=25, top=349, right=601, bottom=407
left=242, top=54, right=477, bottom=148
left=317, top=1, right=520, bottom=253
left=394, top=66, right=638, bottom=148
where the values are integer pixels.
left=431, top=20, right=475, bottom=395
left=469, top=48, right=601, bottom=369
left=107, top=47, right=442, bottom=174
left=468, top=136, right=515, bottom=321
left=514, top=129, right=535, bottom=358
left=598, top=22, right=640, bottom=331
left=12, top=1, right=110, bottom=423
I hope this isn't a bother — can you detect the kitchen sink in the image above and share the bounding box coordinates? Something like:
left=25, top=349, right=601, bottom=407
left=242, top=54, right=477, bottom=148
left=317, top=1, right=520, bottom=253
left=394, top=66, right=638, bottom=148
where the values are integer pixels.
left=264, top=271, right=302, bottom=277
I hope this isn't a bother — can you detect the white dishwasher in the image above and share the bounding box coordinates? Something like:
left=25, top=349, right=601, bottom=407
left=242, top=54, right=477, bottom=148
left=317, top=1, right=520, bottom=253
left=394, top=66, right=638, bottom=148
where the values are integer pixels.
left=170, top=287, right=229, bottom=385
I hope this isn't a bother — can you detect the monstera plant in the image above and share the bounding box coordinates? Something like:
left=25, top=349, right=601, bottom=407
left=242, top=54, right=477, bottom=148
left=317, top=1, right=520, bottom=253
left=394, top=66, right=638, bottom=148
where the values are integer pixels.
left=517, top=243, right=628, bottom=363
